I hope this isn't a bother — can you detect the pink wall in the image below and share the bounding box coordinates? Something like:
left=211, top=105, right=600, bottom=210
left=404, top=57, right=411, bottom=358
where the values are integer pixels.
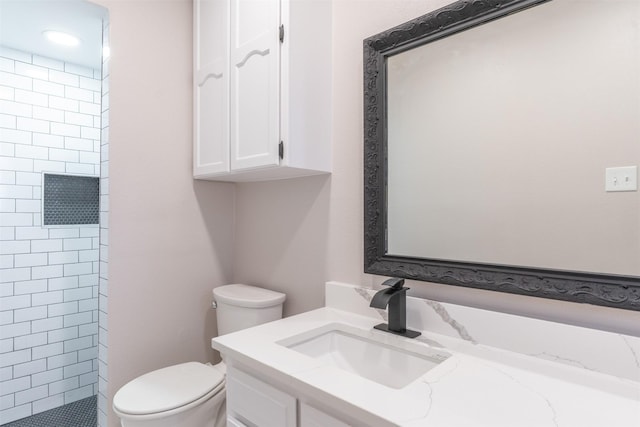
left=234, top=176, right=330, bottom=317
left=93, top=1, right=234, bottom=425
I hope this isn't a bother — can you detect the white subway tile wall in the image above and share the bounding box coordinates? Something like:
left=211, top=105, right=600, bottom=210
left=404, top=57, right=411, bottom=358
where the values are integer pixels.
left=0, top=46, right=101, bottom=425
left=97, top=21, right=109, bottom=427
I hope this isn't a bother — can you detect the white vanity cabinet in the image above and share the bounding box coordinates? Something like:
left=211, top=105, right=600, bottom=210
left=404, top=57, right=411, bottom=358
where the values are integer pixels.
left=226, top=366, right=296, bottom=427
left=300, top=403, right=351, bottom=427
left=194, top=0, right=332, bottom=182
left=226, top=365, right=352, bottom=427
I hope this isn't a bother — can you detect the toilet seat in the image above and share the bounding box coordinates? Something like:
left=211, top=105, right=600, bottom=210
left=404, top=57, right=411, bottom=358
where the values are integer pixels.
left=113, top=362, right=225, bottom=420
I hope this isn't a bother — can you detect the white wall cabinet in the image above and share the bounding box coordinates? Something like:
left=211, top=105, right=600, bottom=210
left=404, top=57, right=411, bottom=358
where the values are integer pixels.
left=194, top=0, right=229, bottom=176
left=194, top=0, right=332, bottom=182
left=226, top=366, right=352, bottom=427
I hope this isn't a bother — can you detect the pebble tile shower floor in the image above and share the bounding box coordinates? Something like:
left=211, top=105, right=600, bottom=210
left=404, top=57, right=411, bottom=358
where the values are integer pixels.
left=1, top=396, right=96, bottom=427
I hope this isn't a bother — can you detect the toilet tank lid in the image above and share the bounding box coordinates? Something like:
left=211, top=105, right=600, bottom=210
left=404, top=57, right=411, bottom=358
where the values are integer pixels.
left=113, top=362, right=224, bottom=416
left=213, top=284, right=286, bottom=308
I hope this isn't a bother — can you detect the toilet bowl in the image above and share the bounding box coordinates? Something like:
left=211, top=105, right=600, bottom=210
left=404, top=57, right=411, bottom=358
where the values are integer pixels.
left=113, top=285, right=286, bottom=427
left=113, top=362, right=226, bottom=427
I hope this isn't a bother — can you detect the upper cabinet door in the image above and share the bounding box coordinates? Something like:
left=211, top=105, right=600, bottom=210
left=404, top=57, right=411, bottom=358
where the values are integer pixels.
left=229, top=0, right=281, bottom=171
left=194, top=0, right=229, bottom=176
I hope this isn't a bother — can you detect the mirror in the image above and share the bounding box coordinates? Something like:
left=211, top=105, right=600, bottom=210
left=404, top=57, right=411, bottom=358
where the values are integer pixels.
left=363, top=0, right=640, bottom=310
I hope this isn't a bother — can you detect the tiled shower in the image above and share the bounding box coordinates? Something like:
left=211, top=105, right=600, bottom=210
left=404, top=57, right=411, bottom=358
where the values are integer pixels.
left=0, top=46, right=102, bottom=424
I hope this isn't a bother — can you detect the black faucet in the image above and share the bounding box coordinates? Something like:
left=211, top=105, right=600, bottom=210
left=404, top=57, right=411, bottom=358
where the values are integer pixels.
left=370, top=278, right=421, bottom=338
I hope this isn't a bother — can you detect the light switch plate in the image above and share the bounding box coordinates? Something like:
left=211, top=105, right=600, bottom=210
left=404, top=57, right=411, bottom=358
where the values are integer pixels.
left=605, top=166, right=638, bottom=192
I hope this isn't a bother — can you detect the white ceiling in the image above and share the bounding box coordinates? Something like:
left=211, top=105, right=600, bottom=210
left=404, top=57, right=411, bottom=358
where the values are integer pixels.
left=0, top=0, right=107, bottom=69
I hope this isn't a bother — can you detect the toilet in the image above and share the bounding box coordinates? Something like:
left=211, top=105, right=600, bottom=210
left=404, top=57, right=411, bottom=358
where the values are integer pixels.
left=112, top=284, right=286, bottom=427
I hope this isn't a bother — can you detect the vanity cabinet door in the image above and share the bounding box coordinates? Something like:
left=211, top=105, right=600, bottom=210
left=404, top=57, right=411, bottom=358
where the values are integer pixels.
left=226, top=366, right=296, bottom=427
left=227, top=417, right=249, bottom=427
left=229, top=0, right=281, bottom=172
left=300, top=402, right=352, bottom=427
left=194, top=0, right=229, bottom=177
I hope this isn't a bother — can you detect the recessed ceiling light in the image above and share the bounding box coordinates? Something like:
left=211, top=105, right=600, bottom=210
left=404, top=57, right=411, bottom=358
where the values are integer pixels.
left=43, top=30, right=80, bottom=47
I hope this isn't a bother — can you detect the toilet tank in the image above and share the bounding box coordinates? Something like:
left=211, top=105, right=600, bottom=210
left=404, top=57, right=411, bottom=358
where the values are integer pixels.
left=213, top=284, right=286, bottom=335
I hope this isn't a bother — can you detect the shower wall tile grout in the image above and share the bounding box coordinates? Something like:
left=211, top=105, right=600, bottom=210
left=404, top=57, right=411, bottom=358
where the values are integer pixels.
left=0, top=45, right=101, bottom=425
left=96, top=19, right=109, bottom=427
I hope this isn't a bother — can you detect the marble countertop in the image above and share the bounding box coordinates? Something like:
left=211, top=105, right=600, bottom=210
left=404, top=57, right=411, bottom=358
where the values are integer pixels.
left=212, top=306, right=640, bottom=427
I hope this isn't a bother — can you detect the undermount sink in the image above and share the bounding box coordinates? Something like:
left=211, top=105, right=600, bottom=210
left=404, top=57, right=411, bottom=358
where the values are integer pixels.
left=277, top=323, right=450, bottom=389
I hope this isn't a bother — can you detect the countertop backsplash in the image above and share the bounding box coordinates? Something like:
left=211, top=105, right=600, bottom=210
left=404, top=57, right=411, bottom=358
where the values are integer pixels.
left=325, top=281, right=640, bottom=383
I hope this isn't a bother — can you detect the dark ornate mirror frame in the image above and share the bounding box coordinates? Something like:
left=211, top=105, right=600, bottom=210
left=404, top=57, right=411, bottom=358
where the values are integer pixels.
left=363, top=0, right=640, bottom=311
